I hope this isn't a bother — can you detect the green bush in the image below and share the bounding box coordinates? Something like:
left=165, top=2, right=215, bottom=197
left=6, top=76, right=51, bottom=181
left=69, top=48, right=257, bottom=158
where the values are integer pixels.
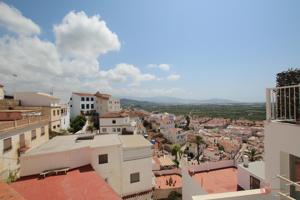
left=70, top=115, right=86, bottom=133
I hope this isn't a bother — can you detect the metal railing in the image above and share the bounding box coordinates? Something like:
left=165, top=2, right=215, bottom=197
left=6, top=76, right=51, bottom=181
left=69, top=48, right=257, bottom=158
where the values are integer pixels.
left=266, top=85, right=300, bottom=122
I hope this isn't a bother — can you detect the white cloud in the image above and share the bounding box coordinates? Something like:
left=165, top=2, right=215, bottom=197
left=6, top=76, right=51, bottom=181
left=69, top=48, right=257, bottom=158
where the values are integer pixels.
left=54, top=11, right=120, bottom=58
left=0, top=3, right=181, bottom=101
left=0, top=2, right=40, bottom=35
left=148, top=63, right=170, bottom=71
left=167, top=74, right=180, bottom=81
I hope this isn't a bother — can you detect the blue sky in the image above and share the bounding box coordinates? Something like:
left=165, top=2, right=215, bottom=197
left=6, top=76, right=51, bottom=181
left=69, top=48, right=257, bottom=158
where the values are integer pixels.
left=1, top=0, right=300, bottom=102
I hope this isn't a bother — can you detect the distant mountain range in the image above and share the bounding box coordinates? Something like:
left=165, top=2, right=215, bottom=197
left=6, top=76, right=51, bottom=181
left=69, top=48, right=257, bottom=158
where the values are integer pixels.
left=120, top=96, right=241, bottom=106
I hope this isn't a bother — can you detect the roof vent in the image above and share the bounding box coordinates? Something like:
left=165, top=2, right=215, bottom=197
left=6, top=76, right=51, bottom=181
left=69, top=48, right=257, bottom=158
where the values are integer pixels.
left=76, top=135, right=94, bottom=142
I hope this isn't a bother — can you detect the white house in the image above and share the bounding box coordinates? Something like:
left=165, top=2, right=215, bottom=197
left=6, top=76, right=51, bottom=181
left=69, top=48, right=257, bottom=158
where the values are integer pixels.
left=14, top=92, right=62, bottom=132
left=99, top=111, right=137, bottom=135
left=59, top=104, right=70, bottom=130
left=161, top=128, right=187, bottom=145
left=0, top=116, right=50, bottom=180
left=69, top=92, right=96, bottom=118
left=19, top=134, right=153, bottom=199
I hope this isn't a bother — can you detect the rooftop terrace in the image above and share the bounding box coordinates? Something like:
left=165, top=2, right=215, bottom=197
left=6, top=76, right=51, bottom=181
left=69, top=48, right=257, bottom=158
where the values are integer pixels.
left=192, top=167, right=238, bottom=194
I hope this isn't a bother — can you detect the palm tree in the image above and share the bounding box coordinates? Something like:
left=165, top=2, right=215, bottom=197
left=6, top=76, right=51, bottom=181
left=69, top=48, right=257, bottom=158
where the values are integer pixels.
left=171, top=144, right=181, bottom=166
left=194, top=135, right=205, bottom=164
left=246, top=148, right=262, bottom=162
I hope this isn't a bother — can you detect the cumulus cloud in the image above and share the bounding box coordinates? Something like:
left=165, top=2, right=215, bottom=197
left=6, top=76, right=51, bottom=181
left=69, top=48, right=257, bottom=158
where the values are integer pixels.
left=148, top=63, right=170, bottom=71
left=0, top=2, right=181, bottom=101
left=167, top=74, right=180, bottom=81
left=54, top=11, right=120, bottom=58
left=0, top=2, right=40, bottom=35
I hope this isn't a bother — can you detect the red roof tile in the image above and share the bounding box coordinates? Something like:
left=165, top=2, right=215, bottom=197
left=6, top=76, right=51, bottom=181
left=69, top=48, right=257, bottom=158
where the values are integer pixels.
left=94, top=91, right=111, bottom=99
left=73, top=92, right=94, bottom=96
left=0, top=182, right=26, bottom=200
left=10, top=165, right=121, bottom=200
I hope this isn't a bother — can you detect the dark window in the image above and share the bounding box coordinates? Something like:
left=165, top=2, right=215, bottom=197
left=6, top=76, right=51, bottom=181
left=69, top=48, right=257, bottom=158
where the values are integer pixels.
left=31, top=130, right=37, bottom=140
left=91, top=104, right=94, bottom=109
left=98, top=154, right=108, bottom=164
left=112, top=120, right=116, bottom=124
left=86, top=104, right=90, bottom=109
left=41, top=127, right=45, bottom=136
left=117, top=128, right=121, bottom=132
left=81, top=97, right=85, bottom=101
left=113, top=128, right=116, bottom=132
left=53, top=110, right=55, bottom=116
left=57, top=124, right=60, bottom=128
left=57, top=110, right=60, bottom=115
left=70, top=97, right=72, bottom=100
left=3, top=138, right=12, bottom=152
left=91, top=97, right=94, bottom=101
left=81, top=104, right=85, bottom=109
left=86, top=97, right=89, bottom=101
left=102, top=128, right=107, bottom=132
left=130, top=172, right=140, bottom=183
left=250, top=176, right=260, bottom=189
left=70, top=105, right=72, bottom=107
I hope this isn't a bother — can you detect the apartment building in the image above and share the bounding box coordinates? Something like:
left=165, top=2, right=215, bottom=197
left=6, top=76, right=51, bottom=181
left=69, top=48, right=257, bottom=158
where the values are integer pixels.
left=14, top=92, right=65, bottom=132
left=0, top=84, right=4, bottom=100
left=69, top=92, right=96, bottom=118
left=60, top=104, right=70, bottom=130
left=99, top=111, right=137, bottom=135
left=94, top=91, right=121, bottom=114
left=0, top=113, right=50, bottom=180
left=69, top=91, right=121, bottom=119
left=161, top=128, right=188, bottom=145
left=18, top=134, right=153, bottom=199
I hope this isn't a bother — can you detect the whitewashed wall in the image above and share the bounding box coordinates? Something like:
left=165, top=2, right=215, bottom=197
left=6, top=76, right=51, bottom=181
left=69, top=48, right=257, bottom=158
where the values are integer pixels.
left=182, top=168, right=207, bottom=200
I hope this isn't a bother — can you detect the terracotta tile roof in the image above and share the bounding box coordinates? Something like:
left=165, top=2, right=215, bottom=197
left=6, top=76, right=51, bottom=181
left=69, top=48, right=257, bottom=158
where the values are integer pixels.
left=10, top=165, right=121, bottom=200
left=73, top=92, right=94, bottom=97
left=94, top=91, right=111, bottom=99
left=0, top=182, right=26, bottom=200
left=100, top=111, right=129, bottom=118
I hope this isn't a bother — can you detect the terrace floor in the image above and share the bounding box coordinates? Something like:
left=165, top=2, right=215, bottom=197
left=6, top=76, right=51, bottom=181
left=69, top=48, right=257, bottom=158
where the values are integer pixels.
left=155, top=174, right=182, bottom=189
left=192, top=167, right=238, bottom=194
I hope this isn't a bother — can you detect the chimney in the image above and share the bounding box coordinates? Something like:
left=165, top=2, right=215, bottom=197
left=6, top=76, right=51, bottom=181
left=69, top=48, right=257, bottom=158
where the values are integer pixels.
left=243, top=155, right=249, bottom=168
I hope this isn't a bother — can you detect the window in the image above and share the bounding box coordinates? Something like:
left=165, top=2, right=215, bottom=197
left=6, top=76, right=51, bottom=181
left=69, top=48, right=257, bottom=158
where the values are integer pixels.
left=102, top=128, right=107, bottom=133
left=53, top=125, right=56, bottom=129
left=41, top=127, right=45, bottom=136
left=117, top=128, right=121, bottom=132
left=70, top=97, right=72, bottom=100
left=70, top=105, right=72, bottom=107
left=86, top=104, right=90, bottom=109
left=98, top=154, right=108, bottom=164
left=31, top=130, right=37, bottom=140
left=81, top=104, right=85, bottom=109
left=250, top=176, right=260, bottom=189
left=57, top=110, right=60, bottom=115
left=91, top=97, right=94, bottom=101
left=130, top=172, right=140, bottom=183
left=3, top=138, right=12, bottom=152
left=112, top=120, right=116, bottom=124
left=113, top=128, right=116, bottom=132
left=91, top=104, right=94, bottom=109
left=53, top=110, right=55, bottom=116
left=81, top=97, right=85, bottom=101
left=86, top=97, right=90, bottom=101
left=57, top=124, right=60, bottom=128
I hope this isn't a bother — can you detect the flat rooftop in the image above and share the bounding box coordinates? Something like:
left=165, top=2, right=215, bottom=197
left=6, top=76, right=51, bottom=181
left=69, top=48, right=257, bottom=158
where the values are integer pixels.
left=10, top=165, right=121, bottom=200
left=238, top=161, right=265, bottom=180
left=25, top=134, right=150, bottom=156
left=155, top=174, right=182, bottom=189
left=192, top=167, right=238, bottom=194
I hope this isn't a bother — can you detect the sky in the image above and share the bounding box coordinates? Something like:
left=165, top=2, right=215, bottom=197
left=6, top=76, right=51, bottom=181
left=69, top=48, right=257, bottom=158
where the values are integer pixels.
left=0, top=0, right=299, bottom=102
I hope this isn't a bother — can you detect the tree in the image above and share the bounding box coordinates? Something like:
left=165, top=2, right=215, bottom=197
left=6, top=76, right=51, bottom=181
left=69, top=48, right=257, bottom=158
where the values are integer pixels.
left=166, top=191, right=181, bottom=200
left=185, top=115, right=190, bottom=130
left=246, top=148, right=262, bottom=162
left=171, top=144, right=181, bottom=166
left=194, top=135, right=205, bottom=164
left=69, top=115, right=86, bottom=133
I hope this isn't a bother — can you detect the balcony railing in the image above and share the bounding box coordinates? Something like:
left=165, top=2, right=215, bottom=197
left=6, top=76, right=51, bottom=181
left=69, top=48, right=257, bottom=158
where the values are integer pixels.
left=266, top=85, right=300, bottom=123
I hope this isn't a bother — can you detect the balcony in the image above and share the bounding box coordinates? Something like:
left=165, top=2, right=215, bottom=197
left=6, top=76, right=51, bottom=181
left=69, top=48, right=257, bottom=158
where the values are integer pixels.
left=266, top=84, right=300, bottom=123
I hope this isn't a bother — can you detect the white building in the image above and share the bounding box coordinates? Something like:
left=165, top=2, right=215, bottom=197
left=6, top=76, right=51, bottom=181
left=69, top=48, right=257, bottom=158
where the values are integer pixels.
left=99, top=111, right=137, bottom=135
left=0, top=116, right=50, bottom=180
left=60, top=104, right=70, bottom=130
left=14, top=92, right=62, bottom=132
left=94, top=91, right=121, bottom=114
left=0, top=84, right=4, bottom=100
left=19, top=134, right=153, bottom=199
left=161, top=128, right=188, bottom=145
left=69, top=92, right=96, bottom=118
